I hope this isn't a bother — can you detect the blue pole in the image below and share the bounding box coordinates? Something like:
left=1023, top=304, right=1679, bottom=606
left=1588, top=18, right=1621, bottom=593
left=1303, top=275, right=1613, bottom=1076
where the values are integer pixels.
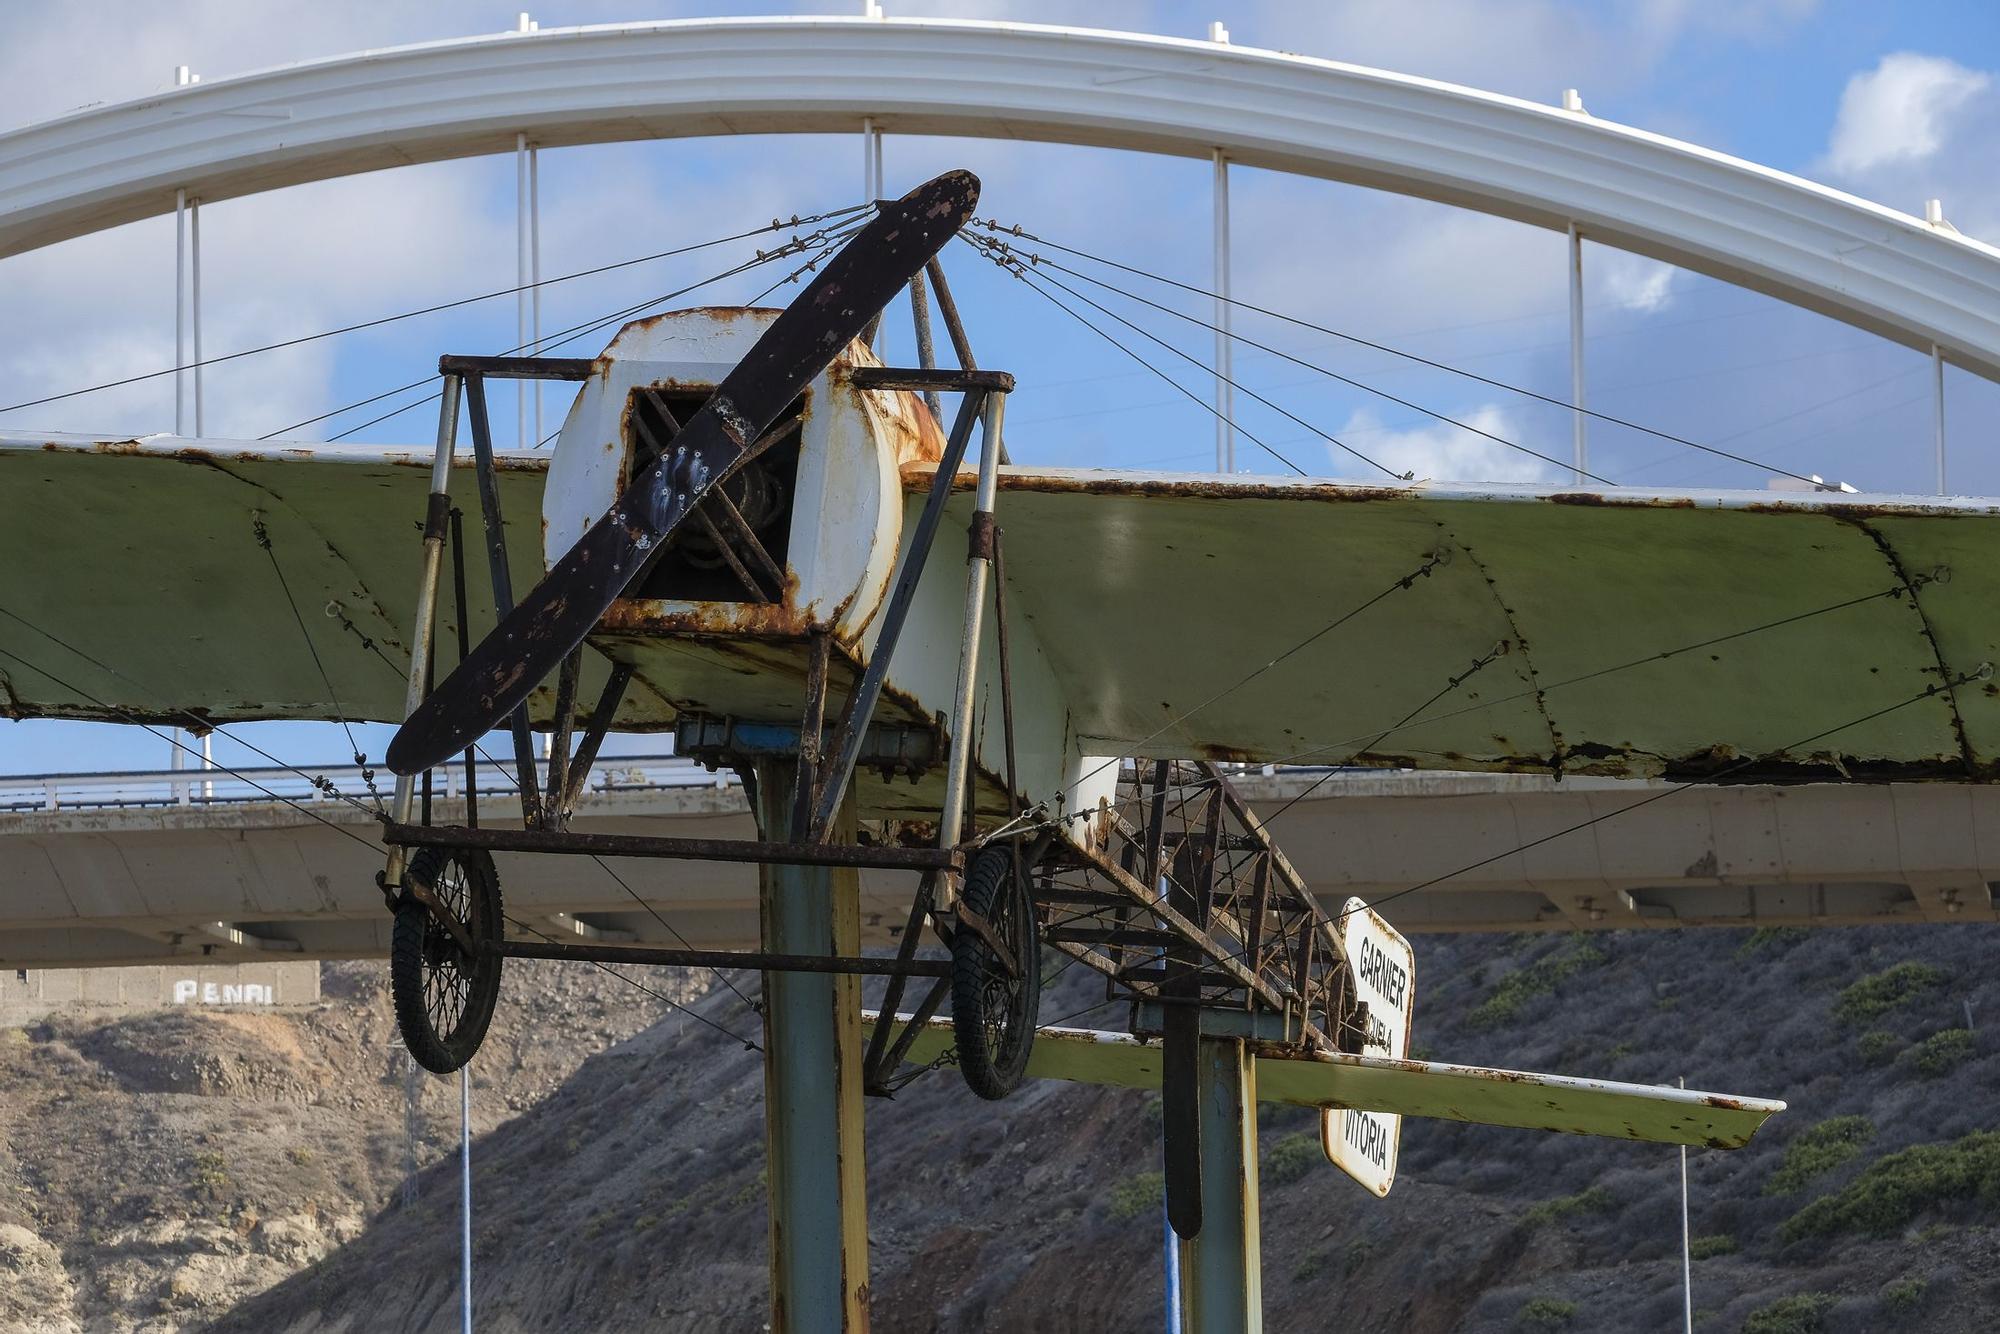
left=460, top=1067, right=472, bottom=1334
left=1158, top=895, right=1182, bottom=1334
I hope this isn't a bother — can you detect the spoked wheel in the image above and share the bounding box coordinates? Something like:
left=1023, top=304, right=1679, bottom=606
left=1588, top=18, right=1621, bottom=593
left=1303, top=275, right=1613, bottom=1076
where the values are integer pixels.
left=951, top=846, right=1041, bottom=1100
left=391, top=846, right=504, bottom=1074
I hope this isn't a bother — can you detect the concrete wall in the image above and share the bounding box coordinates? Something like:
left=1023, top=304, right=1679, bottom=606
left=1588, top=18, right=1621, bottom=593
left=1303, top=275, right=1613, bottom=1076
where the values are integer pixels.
left=0, top=961, right=319, bottom=1021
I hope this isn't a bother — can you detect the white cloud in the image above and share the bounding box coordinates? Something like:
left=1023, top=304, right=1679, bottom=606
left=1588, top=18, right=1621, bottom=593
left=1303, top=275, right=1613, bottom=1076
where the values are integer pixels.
left=1825, top=52, right=1990, bottom=176
left=1231, top=188, right=1568, bottom=350
left=0, top=1, right=458, bottom=128
left=1593, top=249, right=1677, bottom=314
left=1245, top=0, right=1815, bottom=103
left=0, top=161, right=512, bottom=441
left=1247, top=0, right=1620, bottom=100
left=1337, top=404, right=1559, bottom=485
left=1812, top=51, right=2000, bottom=244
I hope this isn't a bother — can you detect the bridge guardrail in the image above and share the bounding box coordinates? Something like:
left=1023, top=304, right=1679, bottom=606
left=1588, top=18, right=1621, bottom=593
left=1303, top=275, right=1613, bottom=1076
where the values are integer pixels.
left=0, top=756, right=1394, bottom=816
left=0, top=753, right=728, bottom=814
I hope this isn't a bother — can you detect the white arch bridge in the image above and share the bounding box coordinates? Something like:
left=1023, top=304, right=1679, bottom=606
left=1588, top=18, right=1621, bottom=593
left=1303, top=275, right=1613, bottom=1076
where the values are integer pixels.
left=3, top=16, right=1997, bottom=381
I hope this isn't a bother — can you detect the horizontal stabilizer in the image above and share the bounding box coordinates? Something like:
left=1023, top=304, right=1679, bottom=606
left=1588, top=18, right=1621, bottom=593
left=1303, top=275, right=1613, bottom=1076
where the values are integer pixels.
left=863, top=1013, right=1782, bottom=1149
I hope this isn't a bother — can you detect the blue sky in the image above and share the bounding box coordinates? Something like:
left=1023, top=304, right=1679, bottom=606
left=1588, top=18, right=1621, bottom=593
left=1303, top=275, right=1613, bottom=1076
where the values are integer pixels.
left=2, top=0, right=1998, bottom=775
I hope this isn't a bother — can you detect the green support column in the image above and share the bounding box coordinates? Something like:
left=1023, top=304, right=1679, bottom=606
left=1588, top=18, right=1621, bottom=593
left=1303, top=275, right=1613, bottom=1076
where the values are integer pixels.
left=1180, top=1035, right=1262, bottom=1332
left=755, top=762, right=870, bottom=1332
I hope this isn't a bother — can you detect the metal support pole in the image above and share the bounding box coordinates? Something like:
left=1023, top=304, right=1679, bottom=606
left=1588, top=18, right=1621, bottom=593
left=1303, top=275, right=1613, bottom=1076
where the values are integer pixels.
left=516, top=133, right=532, bottom=450
left=863, top=117, right=885, bottom=355
left=1179, top=1036, right=1261, bottom=1332
left=908, top=270, right=943, bottom=422
left=936, top=392, right=1008, bottom=862
left=757, top=761, right=869, bottom=1331
left=402, top=1053, right=422, bottom=1209
left=808, top=387, right=989, bottom=839
left=1933, top=344, right=1947, bottom=496
left=1212, top=150, right=1233, bottom=474
left=461, top=375, right=543, bottom=820
left=450, top=507, right=479, bottom=830
left=171, top=63, right=200, bottom=444
left=925, top=260, right=976, bottom=370
left=460, top=1065, right=473, bottom=1334
left=1679, top=1075, right=1693, bottom=1334
left=190, top=197, right=204, bottom=435
left=174, top=188, right=187, bottom=435
left=919, top=261, right=1009, bottom=463
left=531, top=145, right=543, bottom=445
left=864, top=117, right=884, bottom=202
left=384, top=376, right=463, bottom=889
left=1568, top=221, right=1587, bottom=485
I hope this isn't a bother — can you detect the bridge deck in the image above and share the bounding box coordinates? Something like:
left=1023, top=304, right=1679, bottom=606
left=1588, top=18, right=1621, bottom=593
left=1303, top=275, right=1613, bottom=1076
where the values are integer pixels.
left=2, top=758, right=1992, bottom=967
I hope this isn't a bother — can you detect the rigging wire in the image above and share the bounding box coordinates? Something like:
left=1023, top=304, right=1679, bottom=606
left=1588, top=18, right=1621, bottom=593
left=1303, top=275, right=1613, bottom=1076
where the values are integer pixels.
left=0, top=643, right=387, bottom=853
left=271, top=211, right=863, bottom=1015
left=471, top=733, right=767, bottom=1020
left=0, top=631, right=765, bottom=1051
left=1014, top=340, right=1908, bottom=456
left=0, top=203, right=874, bottom=421
left=322, top=619, right=773, bottom=1022
left=1251, top=575, right=1937, bottom=775
left=294, top=217, right=868, bottom=445
left=290, top=401, right=794, bottom=1019
left=989, top=571, right=1944, bottom=861
left=1619, top=369, right=1924, bottom=484
left=582, top=851, right=766, bottom=1017
left=253, top=515, right=383, bottom=811
left=293, top=216, right=866, bottom=440
left=1039, top=992, right=1126, bottom=1032
left=959, top=233, right=1354, bottom=480
left=0, top=603, right=385, bottom=821
left=981, top=552, right=1450, bottom=845
left=1015, top=286, right=1810, bottom=404
left=971, top=230, right=1615, bottom=486
left=504, top=912, right=761, bottom=1052
left=1258, top=641, right=1513, bottom=830
left=971, top=218, right=1835, bottom=489
left=1037, top=665, right=1981, bottom=1010
left=324, top=600, right=409, bottom=678
left=1343, top=669, right=1987, bottom=920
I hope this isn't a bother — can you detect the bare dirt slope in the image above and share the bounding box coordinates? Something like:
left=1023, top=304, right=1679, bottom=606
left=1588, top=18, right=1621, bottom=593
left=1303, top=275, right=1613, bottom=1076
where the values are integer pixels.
left=204, top=922, right=2000, bottom=1333
left=0, top=959, right=701, bottom=1334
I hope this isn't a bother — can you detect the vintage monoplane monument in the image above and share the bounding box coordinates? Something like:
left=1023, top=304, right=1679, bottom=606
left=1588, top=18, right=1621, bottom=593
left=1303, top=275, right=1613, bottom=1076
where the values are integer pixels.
left=7, top=16, right=2000, bottom=1331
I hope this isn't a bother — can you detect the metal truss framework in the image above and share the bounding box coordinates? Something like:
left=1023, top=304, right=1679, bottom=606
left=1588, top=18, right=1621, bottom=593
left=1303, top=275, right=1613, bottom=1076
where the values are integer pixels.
left=1036, top=760, right=1365, bottom=1054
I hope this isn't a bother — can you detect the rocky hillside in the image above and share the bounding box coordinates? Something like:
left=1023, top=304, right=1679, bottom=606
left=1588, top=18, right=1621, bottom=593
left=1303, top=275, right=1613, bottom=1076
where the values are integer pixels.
left=0, top=958, right=702, bottom=1333
left=181, top=921, right=2000, bottom=1333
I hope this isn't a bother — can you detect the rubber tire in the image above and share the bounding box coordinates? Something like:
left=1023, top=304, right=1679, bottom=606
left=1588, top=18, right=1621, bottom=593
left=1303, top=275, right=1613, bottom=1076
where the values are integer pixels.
left=391, top=846, right=504, bottom=1074
left=951, top=845, right=1040, bottom=1100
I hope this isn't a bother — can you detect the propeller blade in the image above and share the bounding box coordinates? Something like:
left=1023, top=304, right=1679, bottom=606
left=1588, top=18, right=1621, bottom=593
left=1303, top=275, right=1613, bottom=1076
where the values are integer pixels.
left=386, top=170, right=981, bottom=776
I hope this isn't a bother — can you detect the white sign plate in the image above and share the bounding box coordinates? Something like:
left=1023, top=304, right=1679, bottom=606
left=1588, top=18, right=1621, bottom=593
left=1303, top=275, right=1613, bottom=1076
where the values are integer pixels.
left=1321, top=898, right=1416, bottom=1197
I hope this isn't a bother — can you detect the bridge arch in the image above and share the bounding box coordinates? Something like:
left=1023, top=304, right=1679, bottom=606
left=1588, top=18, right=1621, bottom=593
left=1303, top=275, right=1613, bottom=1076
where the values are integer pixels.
left=0, top=17, right=1995, bottom=374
